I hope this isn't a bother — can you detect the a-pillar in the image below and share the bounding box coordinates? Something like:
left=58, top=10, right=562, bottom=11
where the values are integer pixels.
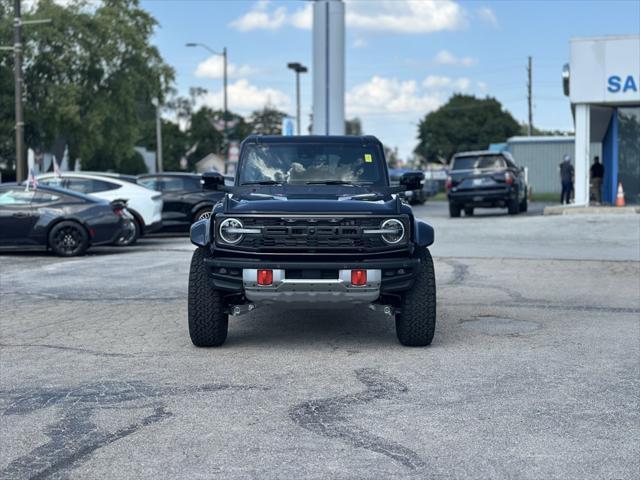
left=573, top=103, right=591, bottom=206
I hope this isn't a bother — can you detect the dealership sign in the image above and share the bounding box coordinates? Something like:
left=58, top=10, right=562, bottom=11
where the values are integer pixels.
left=570, top=35, right=640, bottom=104
left=607, top=75, right=638, bottom=93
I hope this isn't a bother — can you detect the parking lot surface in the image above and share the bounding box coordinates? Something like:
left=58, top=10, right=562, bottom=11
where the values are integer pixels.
left=1, top=202, right=639, bottom=479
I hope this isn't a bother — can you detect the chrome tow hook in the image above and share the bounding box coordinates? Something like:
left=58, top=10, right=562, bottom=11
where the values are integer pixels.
left=229, top=304, right=256, bottom=316
left=369, top=304, right=395, bottom=316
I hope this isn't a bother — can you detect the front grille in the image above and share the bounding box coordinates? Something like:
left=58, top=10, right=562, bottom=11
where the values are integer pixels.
left=219, top=216, right=407, bottom=253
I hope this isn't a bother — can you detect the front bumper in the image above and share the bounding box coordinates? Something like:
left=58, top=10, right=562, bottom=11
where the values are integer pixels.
left=204, top=256, right=420, bottom=296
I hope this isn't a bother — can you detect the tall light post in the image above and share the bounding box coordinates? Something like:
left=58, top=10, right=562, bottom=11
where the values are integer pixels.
left=151, top=98, right=163, bottom=173
left=186, top=43, right=228, bottom=152
left=287, top=62, right=308, bottom=135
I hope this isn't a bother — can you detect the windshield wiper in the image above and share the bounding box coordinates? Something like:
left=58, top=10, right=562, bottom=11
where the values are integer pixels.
left=241, top=180, right=283, bottom=186
left=305, top=180, right=371, bottom=186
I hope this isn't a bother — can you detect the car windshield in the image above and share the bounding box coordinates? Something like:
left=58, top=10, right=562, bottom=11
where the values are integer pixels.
left=452, top=155, right=506, bottom=171
left=238, top=143, right=386, bottom=186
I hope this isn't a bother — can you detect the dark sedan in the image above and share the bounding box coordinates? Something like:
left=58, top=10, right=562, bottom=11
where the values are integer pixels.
left=0, top=184, right=126, bottom=256
left=137, top=173, right=224, bottom=231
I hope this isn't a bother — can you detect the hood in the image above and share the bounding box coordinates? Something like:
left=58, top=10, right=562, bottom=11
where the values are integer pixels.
left=224, top=195, right=403, bottom=215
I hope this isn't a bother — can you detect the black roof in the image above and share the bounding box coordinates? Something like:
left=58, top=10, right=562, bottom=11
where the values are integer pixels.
left=138, top=172, right=201, bottom=178
left=242, top=135, right=383, bottom=146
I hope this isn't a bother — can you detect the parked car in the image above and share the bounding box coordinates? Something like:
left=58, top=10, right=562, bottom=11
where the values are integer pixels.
left=37, top=173, right=163, bottom=244
left=446, top=150, right=528, bottom=217
left=389, top=168, right=427, bottom=205
left=188, top=135, right=436, bottom=347
left=137, top=173, right=225, bottom=231
left=0, top=184, right=127, bottom=256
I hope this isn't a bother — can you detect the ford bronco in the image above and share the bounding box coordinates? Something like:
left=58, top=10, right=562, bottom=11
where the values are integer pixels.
left=188, top=135, right=436, bottom=347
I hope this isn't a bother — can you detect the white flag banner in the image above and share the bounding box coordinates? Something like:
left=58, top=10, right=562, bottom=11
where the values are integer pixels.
left=53, top=156, right=61, bottom=177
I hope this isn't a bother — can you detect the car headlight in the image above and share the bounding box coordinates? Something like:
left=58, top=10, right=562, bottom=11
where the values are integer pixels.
left=218, top=217, right=244, bottom=244
left=380, top=218, right=405, bottom=244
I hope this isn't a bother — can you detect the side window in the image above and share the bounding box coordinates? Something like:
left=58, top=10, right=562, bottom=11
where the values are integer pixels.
left=138, top=177, right=158, bottom=191
left=38, top=177, right=63, bottom=188
left=0, top=189, right=35, bottom=205
left=65, top=178, right=94, bottom=194
left=32, top=191, right=61, bottom=204
left=91, top=179, right=120, bottom=193
left=184, top=177, right=202, bottom=191
left=161, top=177, right=185, bottom=192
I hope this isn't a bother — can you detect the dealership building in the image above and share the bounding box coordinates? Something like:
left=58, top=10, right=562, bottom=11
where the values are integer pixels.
left=564, top=35, right=640, bottom=205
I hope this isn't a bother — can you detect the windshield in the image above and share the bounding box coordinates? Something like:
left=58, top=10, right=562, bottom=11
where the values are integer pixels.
left=452, top=155, right=506, bottom=171
left=238, top=143, right=386, bottom=186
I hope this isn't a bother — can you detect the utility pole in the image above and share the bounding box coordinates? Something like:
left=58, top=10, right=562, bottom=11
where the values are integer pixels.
left=527, top=55, right=533, bottom=136
left=287, top=62, right=308, bottom=135
left=14, top=0, right=25, bottom=182
left=152, top=98, right=163, bottom=173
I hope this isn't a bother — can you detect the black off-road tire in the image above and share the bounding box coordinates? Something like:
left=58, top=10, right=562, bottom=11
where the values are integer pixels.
left=449, top=202, right=461, bottom=218
left=395, top=248, right=436, bottom=346
left=188, top=247, right=228, bottom=347
left=520, top=196, right=528, bottom=213
left=464, top=207, right=474, bottom=216
left=48, top=221, right=89, bottom=257
left=507, top=198, right=519, bottom=215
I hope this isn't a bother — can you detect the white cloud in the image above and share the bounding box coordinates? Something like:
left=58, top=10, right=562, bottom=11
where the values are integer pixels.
left=194, top=56, right=255, bottom=80
left=200, top=79, right=290, bottom=114
left=346, top=76, right=442, bottom=116
left=433, top=50, right=478, bottom=67
left=345, top=0, right=467, bottom=33
left=352, top=37, right=368, bottom=49
left=477, top=81, right=489, bottom=92
left=477, top=7, right=499, bottom=28
left=423, top=75, right=471, bottom=91
left=230, top=0, right=288, bottom=31
left=231, top=0, right=467, bottom=33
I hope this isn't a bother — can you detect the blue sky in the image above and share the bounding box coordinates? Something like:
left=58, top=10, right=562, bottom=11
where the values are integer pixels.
left=141, top=0, right=640, bottom=159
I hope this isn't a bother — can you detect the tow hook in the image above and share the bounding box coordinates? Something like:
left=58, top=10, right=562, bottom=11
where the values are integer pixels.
left=228, top=304, right=256, bottom=316
left=369, top=304, right=396, bottom=316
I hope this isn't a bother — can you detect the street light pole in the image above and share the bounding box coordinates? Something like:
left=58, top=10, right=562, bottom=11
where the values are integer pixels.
left=152, top=98, right=163, bottom=173
left=287, top=62, right=308, bottom=135
left=186, top=42, right=229, bottom=160
left=14, top=0, right=24, bottom=182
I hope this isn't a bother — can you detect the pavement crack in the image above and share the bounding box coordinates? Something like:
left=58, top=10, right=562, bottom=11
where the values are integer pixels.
left=0, top=343, right=134, bottom=358
left=441, top=259, right=470, bottom=285
left=289, top=368, right=425, bottom=470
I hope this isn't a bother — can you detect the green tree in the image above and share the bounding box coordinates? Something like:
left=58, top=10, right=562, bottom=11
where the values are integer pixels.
left=0, top=0, right=174, bottom=174
left=249, top=105, right=286, bottom=135
left=345, top=117, right=363, bottom=136
left=415, top=94, right=520, bottom=164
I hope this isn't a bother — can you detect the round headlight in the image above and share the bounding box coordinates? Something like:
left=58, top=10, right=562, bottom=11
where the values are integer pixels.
left=219, top=217, right=244, bottom=244
left=380, top=219, right=405, bottom=244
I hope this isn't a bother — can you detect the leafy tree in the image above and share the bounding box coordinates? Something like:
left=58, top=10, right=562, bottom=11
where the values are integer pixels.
left=345, top=117, right=363, bottom=136
left=249, top=105, right=286, bottom=135
left=0, top=0, right=174, bottom=174
left=519, top=123, right=573, bottom=136
left=415, top=94, right=520, bottom=164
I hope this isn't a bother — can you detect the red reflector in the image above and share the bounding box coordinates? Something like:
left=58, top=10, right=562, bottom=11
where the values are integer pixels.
left=257, top=269, right=273, bottom=286
left=351, top=269, right=367, bottom=286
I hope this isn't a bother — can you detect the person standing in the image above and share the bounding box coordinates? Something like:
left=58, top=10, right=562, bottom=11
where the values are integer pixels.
left=560, top=155, right=574, bottom=205
left=590, top=156, right=604, bottom=204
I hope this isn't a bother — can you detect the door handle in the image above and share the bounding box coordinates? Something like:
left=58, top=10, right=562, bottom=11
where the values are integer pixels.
left=12, top=212, right=29, bottom=218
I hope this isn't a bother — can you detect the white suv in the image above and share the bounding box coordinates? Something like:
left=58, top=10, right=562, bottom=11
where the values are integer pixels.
left=38, top=173, right=163, bottom=241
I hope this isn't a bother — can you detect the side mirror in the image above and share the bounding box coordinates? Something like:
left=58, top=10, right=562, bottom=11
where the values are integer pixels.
left=400, top=171, right=424, bottom=191
left=202, top=171, right=225, bottom=191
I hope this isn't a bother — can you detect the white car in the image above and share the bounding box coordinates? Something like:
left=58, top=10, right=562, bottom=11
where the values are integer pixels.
left=37, top=173, right=163, bottom=242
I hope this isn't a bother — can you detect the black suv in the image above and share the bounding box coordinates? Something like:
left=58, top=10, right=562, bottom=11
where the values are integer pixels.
left=446, top=150, right=528, bottom=217
left=138, top=173, right=224, bottom=231
left=188, top=135, right=436, bottom=347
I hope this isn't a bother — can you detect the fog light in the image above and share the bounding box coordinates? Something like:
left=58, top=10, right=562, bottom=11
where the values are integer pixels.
left=257, top=269, right=273, bottom=286
left=351, top=269, right=367, bottom=286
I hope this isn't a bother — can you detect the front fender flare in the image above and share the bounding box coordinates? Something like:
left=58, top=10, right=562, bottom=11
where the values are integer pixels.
left=190, top=218, right=211, bottom=247
left=414, top=219, right=434, bottom=247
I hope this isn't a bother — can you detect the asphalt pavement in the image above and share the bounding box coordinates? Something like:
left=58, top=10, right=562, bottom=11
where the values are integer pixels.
left=1, top=202, right=639, bottom=479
